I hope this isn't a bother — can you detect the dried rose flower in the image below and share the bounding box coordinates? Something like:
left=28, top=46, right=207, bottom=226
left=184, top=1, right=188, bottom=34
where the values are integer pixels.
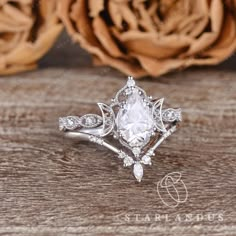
left=0, top=0, right=63, bottom=75
left=59, top=0, right=236, bottom=78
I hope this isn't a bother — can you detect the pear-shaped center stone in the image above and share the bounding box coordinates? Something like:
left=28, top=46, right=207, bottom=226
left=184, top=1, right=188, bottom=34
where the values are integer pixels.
left=116, top=89, right=154, bottom=147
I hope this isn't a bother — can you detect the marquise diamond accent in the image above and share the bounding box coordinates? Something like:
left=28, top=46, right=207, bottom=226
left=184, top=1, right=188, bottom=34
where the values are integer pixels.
left=133, top=162, right=144, bottom=182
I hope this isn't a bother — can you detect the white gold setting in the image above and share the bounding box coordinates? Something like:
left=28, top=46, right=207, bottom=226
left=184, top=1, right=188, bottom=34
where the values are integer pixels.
left=59, top=76, right=182, bottom=182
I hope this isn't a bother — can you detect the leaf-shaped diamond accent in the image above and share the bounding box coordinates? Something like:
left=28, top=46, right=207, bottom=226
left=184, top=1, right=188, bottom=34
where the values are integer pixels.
left=59, top=116, right=80, bottom=131
left=133, top=162, right=143, bottom=182
left=162, top=108, right=182, bottom=122
left=80, top=114, right=102, bottom=128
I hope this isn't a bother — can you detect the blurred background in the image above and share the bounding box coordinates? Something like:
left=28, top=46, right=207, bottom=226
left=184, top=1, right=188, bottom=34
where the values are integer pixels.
left=1, top=0, right=235, bottom=78
left=40, top=32, right=236, bottom=73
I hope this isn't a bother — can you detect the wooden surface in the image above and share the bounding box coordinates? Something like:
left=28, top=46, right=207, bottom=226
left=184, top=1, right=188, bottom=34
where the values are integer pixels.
left=0, top=34, right=236, bottom=236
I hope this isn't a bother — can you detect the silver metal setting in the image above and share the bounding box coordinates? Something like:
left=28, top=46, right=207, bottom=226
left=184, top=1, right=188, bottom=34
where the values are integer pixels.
left=59, top=76, right=182, bottom=182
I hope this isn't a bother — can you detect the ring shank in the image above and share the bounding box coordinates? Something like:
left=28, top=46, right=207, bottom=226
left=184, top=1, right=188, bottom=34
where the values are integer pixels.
left=64, top=130, right=121, bottom=154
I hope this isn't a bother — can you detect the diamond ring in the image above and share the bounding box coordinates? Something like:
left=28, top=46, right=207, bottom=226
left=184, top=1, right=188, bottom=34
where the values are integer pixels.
left=59, top=77, right=182, bottom=182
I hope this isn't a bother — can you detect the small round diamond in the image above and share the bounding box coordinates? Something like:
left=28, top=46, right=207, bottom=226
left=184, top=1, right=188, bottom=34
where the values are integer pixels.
left=85, top=117, right=96, bottom=126
left=64, top=116, right=80, bottom=130
left=132, top=147, right=141, bottom=157
left=127, top=76, right=135, bottom=87
left=141, top=155, right=152, bottom=165
left=163, top=109, right=178, bottom=122
left=123, top=156, right=134, bottom=167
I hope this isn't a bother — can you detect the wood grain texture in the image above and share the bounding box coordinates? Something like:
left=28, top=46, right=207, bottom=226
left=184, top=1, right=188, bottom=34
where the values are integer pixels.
left=0, top=35, right=236, bottom=235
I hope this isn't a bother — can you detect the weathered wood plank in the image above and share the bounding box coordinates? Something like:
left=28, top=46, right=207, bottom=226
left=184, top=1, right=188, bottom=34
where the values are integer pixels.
left=0, top=66, right=236, bottom=236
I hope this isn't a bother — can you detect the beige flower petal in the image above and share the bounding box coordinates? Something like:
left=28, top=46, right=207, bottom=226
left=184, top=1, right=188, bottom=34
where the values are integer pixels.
left=3, top=3, right=32, bottom=24
left=92, top=16, right=125, bottom=57
left=184, top=0, right=224, bottom=56
left=187, top=0, right=209, bottom=37
left=108, top=1, right=123, bottom=29
left=60, top=0, right=236, bottom=78
left=0, top=32, right=29, bottom=53
left=5, top=25, right=63, bottom=65
left=69, top=0, right=100, bottom=46
left=120, top=32, right=192, bottom=59
left=201, top=14, right=236, bottom=59
left=0, top=0, right=62, bottom=75
left=134, top=54, right=186, bottom=77
left=0, top=63, right=36, bottom=75
left=88, top=0, right=104, bottom=17
left=57, top=0, right=76, bottom=36
left=118, top=2, right=138, bottom=30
